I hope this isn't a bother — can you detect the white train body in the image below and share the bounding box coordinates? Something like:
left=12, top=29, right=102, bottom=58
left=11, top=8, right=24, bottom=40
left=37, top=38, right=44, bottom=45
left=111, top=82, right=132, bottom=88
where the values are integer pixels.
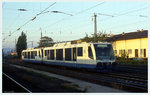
left=22, top=42, right=115, bottom=69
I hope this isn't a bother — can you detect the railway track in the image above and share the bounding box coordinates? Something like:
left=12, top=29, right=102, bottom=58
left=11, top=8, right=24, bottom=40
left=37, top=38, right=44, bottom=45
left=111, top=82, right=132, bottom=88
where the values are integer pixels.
left=96, top=72, right=147, bottom=91
left=3, top=73, right=31, bottom=93
left=113, top=65, right=147, bottom=74
left=4, top=62, right=148, bottom=92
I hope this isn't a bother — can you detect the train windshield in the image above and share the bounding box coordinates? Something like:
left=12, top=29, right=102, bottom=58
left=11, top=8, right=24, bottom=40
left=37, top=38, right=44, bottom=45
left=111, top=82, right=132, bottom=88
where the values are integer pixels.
left=94, top=44, right=114, bottom=60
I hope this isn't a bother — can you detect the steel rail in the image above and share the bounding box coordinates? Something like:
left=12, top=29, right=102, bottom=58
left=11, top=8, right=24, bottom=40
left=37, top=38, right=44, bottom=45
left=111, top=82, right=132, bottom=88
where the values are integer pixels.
left=3, top=72, right=32, bottom=93
left=5, top=62, right=147, bottom=92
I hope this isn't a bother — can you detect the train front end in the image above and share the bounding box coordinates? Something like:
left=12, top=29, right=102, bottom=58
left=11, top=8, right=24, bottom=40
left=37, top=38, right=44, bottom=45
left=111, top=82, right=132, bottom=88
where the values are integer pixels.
left=93, top=43, right=116, bottom=70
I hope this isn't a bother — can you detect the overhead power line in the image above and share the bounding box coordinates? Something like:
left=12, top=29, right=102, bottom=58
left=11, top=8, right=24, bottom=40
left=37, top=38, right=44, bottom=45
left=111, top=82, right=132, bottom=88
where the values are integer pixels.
left=75, top=2, right=105, bottom=15
left=43, top=2, right=105, bottom=31
left=100, top=7, right=147, bottom=22
left=106, top=20, right=147, bottom=30
left=3, top=2, right=56, bottom=42
left=115, top=7, right=147, bottom=17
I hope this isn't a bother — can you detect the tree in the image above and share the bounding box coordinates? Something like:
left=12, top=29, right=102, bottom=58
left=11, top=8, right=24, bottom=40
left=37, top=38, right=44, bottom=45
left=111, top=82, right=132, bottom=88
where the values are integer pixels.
left=16, top=32, right=27, bottom=58
left=81, top=31, right=108, bottom=42
left=38, top=36, right=54, bottom=47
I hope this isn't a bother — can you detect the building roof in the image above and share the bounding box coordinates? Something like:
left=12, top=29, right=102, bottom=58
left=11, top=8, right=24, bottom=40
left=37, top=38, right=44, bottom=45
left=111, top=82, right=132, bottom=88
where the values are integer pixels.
left=106, top=30, right=148, bottom=42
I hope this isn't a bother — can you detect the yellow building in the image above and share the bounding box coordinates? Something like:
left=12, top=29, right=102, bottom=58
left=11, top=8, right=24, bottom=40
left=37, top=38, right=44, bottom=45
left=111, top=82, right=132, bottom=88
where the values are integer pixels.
left=106, top=30, right=148, bottom=58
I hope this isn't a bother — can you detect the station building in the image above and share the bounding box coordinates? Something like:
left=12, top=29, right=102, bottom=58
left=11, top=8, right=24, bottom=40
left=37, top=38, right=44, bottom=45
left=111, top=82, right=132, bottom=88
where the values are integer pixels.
left=106, top=30, right=148, bottom=58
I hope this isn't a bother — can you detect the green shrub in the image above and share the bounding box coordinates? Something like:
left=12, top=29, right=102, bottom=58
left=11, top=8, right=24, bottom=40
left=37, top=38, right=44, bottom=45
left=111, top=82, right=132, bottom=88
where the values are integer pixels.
left=116, top=58, right=147, bottom=65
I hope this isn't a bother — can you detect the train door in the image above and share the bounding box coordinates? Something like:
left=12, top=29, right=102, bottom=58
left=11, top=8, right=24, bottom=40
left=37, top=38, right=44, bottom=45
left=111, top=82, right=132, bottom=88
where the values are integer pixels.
left=144, top=49, right=146, bottom=58
left=73, top=48, right=76, bottom=61
left=41, top=49, right=43, bottom=59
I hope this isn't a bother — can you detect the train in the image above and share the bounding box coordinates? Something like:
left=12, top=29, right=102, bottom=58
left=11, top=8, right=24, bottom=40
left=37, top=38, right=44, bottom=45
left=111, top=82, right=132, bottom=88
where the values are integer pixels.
left=22, top=42, right=116, bottom=70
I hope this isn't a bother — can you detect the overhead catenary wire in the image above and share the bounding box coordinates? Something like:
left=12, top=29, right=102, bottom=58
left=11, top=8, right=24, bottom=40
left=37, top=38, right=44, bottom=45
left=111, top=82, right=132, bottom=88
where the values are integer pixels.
left=105, top=20, right=147, bottom=30
left=3, top=2, right=56, bottom=42
left=21, top=2, right=105, bottom=41
left=98, top=7, right=148, bottom=32
left=43, top=2, right=105, bottom=30
left=99, top=7, right=147, bottom=22
left=70, top=7, right=148, bottom=33
left=45, top=3, right=147, bottom=37
left=74, top=2, right=105, bottom=15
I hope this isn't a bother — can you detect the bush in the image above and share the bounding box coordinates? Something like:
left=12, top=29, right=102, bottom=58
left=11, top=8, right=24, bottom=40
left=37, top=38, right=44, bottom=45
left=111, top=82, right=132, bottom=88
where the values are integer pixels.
left=116, top=58, right=147, bottom=65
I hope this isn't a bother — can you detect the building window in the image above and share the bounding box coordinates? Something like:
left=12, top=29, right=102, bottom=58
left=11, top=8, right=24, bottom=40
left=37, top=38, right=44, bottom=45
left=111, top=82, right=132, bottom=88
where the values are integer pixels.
left=119, top=50, right=125, bottom=54
left=123, top=50, right=125, bottom=54
left=114, top=50, right=117, bottom=55
left=140, top=49, right=143, bottom=57
left=128, top=49, right=132, bottom=54
left=77, top=47, right=83, bottom=56
left=119, top=50, right=122, bottom=54
left=135, top=49, right=138, bottom=58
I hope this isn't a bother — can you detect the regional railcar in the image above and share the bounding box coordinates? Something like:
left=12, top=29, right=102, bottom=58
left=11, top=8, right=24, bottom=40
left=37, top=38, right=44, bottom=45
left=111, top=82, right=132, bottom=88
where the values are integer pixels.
left=22, top=42, right=116, bottom=70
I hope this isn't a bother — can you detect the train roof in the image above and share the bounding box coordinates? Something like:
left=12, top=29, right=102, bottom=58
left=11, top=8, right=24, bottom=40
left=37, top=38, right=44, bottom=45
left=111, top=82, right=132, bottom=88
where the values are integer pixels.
left=22, top=48, right=41, bottom=52
left=52, top=42, right=111, bottom=47
left=22, top=42, right=111, bottom=51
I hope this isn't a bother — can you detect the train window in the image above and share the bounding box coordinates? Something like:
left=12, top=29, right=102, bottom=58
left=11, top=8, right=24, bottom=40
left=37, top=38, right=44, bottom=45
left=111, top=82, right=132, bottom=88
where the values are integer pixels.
left=77, top=47, right=83, bottom=56
left=65, top=48, right=71, bottom=61
left=25, top=52, right=27, bottom=58
left=34, top=51, right=37, bottom=56
left=45, top=50, right=47, bottom=56
left=31, top=52, right=34, bottom=59
left=50, top=50, right=54, bottom=60
left=114, top=50, right=117, bottom=55
left=33, top=51, right=35, bottom=58
left=39, top=51, right=41, bottom=57
left=47, top=50, right=50, bottom=60
left=28, top=52, right=30, bottom=59
left=88, top=47, right=93, bottom=59
left=73, top=48, right=77, bottom=61
left=144, top=49, right=146, bottom=58
left=56, top=49, right=63, bottom=60
left=94, top=44, right=114, bottom=60
left=128, top=49, right=132, bottom=54
left=26, top=52, right=27, bottom=58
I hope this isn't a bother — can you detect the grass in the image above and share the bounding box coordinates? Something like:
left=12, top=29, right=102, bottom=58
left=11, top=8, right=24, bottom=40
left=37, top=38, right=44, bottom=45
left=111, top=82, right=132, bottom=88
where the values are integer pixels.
left=26, top=69, right=59, bottom=82
left=61, top=83, right=79, bottom=91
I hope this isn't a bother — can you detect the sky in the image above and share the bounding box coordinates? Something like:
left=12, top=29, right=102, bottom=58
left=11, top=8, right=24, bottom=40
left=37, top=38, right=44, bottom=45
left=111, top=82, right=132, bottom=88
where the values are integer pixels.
left=2, top=1, right=148, bottom=49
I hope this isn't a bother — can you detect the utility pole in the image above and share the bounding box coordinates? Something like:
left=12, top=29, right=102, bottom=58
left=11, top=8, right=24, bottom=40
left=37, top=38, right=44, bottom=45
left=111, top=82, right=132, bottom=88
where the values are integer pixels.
left=40, top=27, right=42, bottom=39
left=28, top=41, right=34, bottom=48
left=31, top=41, right=34, bottom=48
left=94, top=13, right=97, bottom=37
left=92, top=13, right=114, bottom=42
